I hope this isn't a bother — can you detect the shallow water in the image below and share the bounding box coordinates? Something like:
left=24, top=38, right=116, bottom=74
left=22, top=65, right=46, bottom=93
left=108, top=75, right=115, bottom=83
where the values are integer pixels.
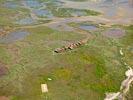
left=55, top=1, right=64, bottom=6
left=24, top=0, right=42, bottom=8
left=60, top=0, right=133, bottom=18
left=3, top=0, right=133, bottom=19
left=79, top=25, right=97, bottom=31
left=0, top=31, right=30, bottom=43
left=4, top=1, right=20, bottom=9
left=33, top=9, right=53, bottom=18
left=71, top=10, right=87, bottom=17
left=16, top=17, right=36, bottom=25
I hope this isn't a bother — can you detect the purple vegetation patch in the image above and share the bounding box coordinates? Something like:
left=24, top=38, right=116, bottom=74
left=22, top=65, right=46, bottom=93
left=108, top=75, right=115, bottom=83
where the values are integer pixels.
left=103, top=28, right=125, bottom=38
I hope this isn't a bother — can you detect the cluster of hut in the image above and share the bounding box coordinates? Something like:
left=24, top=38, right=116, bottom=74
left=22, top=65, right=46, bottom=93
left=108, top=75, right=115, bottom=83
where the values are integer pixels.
left=54, top=40, right=86, bottom=53
left=0, top=26, right=14, bottom=37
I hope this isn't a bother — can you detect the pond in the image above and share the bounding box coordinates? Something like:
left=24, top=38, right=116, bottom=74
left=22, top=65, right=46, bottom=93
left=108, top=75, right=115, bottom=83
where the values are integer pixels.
left=103, top=28, right=125, bottom=38
left=33, top=9, right=53, bottom=18
left=79, top=24, right=98, bottom=31
left=24, top=0, right=43, bottom=8
left=4, top=1, right=20, bottom=9
left=0, top=30, right=30, bottom=43
left=61, top=0, right=133, bottom=19
left=15, top=17, right=36, bottom=25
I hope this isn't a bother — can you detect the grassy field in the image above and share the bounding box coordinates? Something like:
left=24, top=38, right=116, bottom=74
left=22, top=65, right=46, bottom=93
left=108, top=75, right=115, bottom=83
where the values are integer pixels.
left=0, top=0, right=133, bottom=100
left=0, top=24, right=132, bottom=100
left=46, top=6, right=100, bottom=17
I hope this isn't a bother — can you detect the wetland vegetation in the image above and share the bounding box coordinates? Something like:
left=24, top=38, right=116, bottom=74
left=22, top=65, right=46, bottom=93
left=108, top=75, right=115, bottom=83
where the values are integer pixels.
left=0, top=0, right=133, bottom=100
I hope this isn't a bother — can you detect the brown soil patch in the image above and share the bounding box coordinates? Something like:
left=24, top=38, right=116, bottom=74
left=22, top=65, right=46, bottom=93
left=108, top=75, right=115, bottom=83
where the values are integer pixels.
left=0, top=62, right=8, bottom=77
left=0, top=26, right=14, bottom=37
left=0, top=96, right=9, bottom=100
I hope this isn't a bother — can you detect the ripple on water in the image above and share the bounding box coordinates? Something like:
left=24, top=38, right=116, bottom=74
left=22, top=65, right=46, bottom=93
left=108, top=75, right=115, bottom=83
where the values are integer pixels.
left=0, top=30, right=30, bottom=43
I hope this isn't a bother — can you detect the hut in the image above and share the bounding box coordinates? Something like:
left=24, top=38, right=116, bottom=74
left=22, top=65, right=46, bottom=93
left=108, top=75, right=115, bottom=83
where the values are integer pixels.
left=41, top=84, right=48, bottom=93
